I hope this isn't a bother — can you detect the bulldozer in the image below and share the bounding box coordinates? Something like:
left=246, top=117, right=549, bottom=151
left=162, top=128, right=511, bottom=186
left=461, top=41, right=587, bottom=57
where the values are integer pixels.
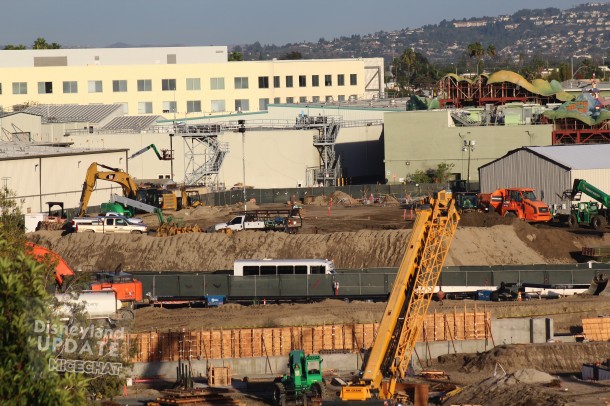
left=273, top=350, right=325, bottom=405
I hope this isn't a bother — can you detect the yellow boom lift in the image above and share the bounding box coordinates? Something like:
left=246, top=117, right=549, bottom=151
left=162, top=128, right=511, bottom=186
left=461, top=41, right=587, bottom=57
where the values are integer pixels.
left=340, top=191, right=460, bottom=403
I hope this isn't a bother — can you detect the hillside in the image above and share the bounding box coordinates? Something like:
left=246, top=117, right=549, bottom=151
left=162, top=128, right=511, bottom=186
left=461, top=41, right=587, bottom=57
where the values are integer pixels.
left=235, top=3, right=610, bottom=65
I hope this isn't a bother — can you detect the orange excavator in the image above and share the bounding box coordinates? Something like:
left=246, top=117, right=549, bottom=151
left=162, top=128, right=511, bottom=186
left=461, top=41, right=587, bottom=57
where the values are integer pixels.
left=25, top=242, right=143, bottom=308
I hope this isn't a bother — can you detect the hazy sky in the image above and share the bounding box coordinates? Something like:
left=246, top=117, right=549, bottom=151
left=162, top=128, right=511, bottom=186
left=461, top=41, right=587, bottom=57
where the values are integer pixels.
left=1, top=1, right=605, bottom=48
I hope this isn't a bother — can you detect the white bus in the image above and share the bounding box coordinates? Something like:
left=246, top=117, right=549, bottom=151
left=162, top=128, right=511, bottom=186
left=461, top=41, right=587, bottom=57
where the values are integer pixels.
left=233, top=259, right=335, bottom=276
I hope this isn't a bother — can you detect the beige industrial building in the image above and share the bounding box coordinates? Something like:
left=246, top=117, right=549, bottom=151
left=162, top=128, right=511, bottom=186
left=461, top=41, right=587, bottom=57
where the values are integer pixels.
left=383, top=109, right=554, bottom=187
left=0, top=46, right=384, bottom=117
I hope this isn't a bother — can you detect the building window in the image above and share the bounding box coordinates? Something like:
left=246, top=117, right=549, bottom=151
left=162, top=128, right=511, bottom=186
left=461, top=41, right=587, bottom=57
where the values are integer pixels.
left=137, top=79, right=152, bottom=92
left=258, top=77, right=269, bottom=89
left=235, top=99, right=249, bottom=112
left=297, top=96, right=306, bottom=103
left=38, top=82, right=53, bottom=94
left=186, top=78, right=200, bottom=91
left=338, top=95, right=345, bottom=102
left=326, top=95, right=334, bottom=102
left=286, top=97, right=294, bottom=104
left=299, top=75, right=307, bottom=87
left=119, top=103, right=128, bottom=114
left=234, top=77, right=249, bottom=89
left=286, top=76, right=293, bottom=88
left=12, top=82, right=27, bottom=94
left=138, top=102, right=153, bottom=114
left=63, top=81, right=78, bottom=93
left=312, top=96, right=320, bottom=102
left=88, top=80, right=102, bottom=93
left=211, top=100, right=225, bottom=112
left=0, top=83, right=2, bottom=95
left=211, top=77, right=225, bottom=90
left=162, top=79, right=176, bottom=91
left=273, top=76, right=280, bottom=88
left=162, top=101, right=176, bottom=113
left=112, top=80, right=127, bottom=92
left=325, top=75, right=332, bottom=86
left=273, top=97, right=281, bottom=104
left=187, top=100, right=202, bottom=113
left=350, top=74, right=357, bottom=85
left=312, top=75, right=319, bottom=87
left=338, top=74, right=345, bottom=86
left=259, top=98, right=269, bottom=111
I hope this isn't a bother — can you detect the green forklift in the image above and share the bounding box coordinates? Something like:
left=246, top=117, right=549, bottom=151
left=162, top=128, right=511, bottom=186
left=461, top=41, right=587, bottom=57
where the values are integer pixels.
left=564, top=179, right=610, bottom=230
left=273, top=350, right=325, bottom=406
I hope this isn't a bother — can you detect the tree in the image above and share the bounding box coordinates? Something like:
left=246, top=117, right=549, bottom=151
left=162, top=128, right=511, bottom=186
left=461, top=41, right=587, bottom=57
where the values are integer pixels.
left=281, top=51, right=303, bottom=60
left=228, top=51, right=243, bottom=61
left=3, top=44, right=26, bottom=50
left=434, top=162, right=455, bottom=184
left=467, top=42, right=485, bottom=74
left=0, top=187, right=88, bottom=405
left=32, top=37, right=61, bottom=49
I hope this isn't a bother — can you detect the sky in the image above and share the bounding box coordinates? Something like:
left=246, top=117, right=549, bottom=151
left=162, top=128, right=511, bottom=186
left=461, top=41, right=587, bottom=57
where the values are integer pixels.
left=1, top=0, right=607, bottom=48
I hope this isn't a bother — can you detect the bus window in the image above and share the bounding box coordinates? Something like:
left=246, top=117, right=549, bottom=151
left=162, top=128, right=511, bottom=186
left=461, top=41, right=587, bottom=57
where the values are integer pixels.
left=260, top=266, right=277, bottom=276
left=278, top=265, right=294, bottom=275
left=294, top=265, right=307, bottom=275
left=310, top=266, right=324, bottom=274
left=243, top=266, right=259, bottom=276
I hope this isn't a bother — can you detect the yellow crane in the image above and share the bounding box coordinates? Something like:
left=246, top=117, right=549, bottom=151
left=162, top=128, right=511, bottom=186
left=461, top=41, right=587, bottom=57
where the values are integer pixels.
left=340, top=190, right=460, bottom=402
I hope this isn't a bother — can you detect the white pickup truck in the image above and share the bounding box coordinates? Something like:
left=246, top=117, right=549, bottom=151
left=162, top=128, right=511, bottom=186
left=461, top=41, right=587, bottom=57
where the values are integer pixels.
left=74, top=216, right=148, bottom=234
left=214, top=209, right=302, bottom=234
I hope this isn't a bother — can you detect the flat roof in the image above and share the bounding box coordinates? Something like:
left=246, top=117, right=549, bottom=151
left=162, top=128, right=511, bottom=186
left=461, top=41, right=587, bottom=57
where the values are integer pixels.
left=0, top=142, right=127, bottom=160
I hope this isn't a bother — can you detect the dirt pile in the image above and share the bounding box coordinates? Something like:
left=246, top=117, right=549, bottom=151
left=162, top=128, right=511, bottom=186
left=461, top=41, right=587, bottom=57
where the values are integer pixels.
left=458, top=342, right=610, bottom=374
left=28, top=221, right=610, bottom=272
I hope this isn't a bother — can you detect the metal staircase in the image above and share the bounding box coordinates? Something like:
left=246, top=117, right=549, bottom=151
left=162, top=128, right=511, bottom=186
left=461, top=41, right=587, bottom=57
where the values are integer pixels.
left=312, top=117, right=342, bottom=186
left=182, top=125, right=229, bottom=186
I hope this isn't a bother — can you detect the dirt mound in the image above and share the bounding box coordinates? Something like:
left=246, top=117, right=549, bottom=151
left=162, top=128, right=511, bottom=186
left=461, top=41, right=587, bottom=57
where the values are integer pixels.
left=458, top=211, right=514, bottom=227
left=459, top=342, right=610, bottom=374
left=330, top=191, right=358, bottom=206
left=446, top=370, right=565, bottom=406
left=28, top=222, right=609, bottom=273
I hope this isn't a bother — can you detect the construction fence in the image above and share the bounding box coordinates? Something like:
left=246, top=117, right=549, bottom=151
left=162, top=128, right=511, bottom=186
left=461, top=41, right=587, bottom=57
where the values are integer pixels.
left=127, top=309, right=491, bottom=363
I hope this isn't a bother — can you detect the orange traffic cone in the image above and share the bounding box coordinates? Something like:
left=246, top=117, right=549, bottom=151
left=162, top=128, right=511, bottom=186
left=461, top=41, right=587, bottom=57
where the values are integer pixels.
left=123, top=384, right=128, bottom=396
left=517, top=291, right=522, bottom=302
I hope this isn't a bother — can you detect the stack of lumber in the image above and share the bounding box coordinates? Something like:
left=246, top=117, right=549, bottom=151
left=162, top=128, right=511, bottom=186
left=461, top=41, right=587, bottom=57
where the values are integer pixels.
left=147, top=388, right=245, bottom=406
left=582, top=245, right=610, bottom=261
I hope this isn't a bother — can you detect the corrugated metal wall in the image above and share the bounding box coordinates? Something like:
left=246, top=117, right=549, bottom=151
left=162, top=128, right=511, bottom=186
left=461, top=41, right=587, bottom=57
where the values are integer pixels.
left=479, top=149, right=572, bottom=207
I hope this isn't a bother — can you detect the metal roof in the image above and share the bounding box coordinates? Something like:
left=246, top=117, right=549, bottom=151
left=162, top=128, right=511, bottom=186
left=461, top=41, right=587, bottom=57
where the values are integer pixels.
left=102, top=115, right=163, bottom=132
left=0, top=141, right=126, bottom=160
left=21, top=104, right=123, bottom=124
left=526, top=144, right=610, bottom=170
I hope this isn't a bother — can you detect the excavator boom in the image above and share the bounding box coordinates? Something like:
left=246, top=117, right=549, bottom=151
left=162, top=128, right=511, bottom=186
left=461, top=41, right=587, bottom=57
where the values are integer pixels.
left=78, top=162, right=139, bottom=217
left=341, top=191, right=459, bottom=401
left=572, top=178, right=610, bottom=208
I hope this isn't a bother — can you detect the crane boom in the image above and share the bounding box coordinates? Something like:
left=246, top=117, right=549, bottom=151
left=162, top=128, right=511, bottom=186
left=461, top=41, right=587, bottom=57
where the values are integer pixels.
left=341, top=191, right=459, bottom=401
left=128, top=144, right=168, bottom=160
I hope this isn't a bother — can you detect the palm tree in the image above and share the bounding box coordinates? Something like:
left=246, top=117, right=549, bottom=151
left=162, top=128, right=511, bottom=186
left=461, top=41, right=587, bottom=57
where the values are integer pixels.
left=486, top=44, right=496, bottom=71
left=32, top=37, right=61, bottom=49
left=467, top=42, right=485, bottom=75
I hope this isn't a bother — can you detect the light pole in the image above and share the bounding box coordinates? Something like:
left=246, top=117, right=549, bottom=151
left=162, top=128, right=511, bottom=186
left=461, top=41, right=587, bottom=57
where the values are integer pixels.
left=169, top=133, right=174, bottom=181
left=462, top=140, right=476, bottom=192
left=238, top=120, right=246, bottom=211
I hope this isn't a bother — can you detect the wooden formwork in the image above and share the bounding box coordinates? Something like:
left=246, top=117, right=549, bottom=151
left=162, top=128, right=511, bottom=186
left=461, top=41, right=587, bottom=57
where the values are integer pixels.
left=207, top=366, right=232, bottom=387
left=583, top=317, right=610, bottom=341
left=129, top=310, right=491, bottom=363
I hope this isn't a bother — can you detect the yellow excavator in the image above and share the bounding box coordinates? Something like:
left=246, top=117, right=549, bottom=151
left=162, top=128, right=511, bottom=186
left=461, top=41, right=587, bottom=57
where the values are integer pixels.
left=77, top=162, right=177, bottom=217
left=339, top=191, right=460, bottom=404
